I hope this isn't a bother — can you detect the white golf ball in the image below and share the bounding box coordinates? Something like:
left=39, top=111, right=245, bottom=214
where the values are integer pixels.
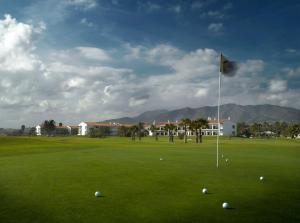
left=160, top=158, right=163, bottom=161
left=260, top=176, right=264, bottom=181
left=202, top=188, right=208, bottom=194
left=222, top=202, right=229, bottom=209
left=95, top=191, right=101, bottom=197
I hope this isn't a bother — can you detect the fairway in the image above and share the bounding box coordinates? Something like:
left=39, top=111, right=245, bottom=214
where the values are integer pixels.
left=0, top=136, right=299, bottom=223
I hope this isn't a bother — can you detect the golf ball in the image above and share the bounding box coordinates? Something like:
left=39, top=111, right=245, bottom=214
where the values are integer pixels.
left=260, top=176, right=264, bottom=181
left=222, top=202, right=229, bottom=209
left=160, top=158, right=163, bottom=161
left=202, top=188, right=208, bottom=194
left=95, top=191, right=101, bottom=197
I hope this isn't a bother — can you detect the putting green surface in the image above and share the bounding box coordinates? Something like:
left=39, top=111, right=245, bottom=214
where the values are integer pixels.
left=0, top=136, right=299, bottom=223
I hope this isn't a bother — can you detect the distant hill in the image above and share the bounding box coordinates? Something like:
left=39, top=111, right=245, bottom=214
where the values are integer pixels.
left=104, top=104, right=300, bottom=124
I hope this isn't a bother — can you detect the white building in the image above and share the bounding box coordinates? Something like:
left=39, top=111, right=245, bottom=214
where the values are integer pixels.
left=36, top=125, right=42, bottom=136
left=35, top=124, right=78, bottom=135
left=145, top=118, right=237, bottom=137
left=78, top=122, right=132, bottom=136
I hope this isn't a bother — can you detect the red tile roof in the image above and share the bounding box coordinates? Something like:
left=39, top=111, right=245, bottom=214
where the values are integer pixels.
left=84, top=122, right=133, bottom=127
left=56, top=125, right=69, bottom=129
left=55, top=125, right=79, bottom=129
left=68, top=125, right=79, bottom=128
left=145, top=119, right=226, bottom=127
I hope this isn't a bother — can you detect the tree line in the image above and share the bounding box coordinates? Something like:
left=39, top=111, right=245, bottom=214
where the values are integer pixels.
left=5, top=119, right=299, bottom=140
left=237, top=121, right=300, bottom=138
left=8, top=120, right=78, bottom=136
left=117, top=118, right=209, bottom=144
left=40, top=120, right=78, bottom=136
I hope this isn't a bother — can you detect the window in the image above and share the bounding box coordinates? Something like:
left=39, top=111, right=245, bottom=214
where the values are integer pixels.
left=232, top=125, right=235, bottom=129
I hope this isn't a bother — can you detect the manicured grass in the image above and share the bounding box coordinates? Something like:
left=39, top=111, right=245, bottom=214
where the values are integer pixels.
left=0, top=136, right=299, bottom=223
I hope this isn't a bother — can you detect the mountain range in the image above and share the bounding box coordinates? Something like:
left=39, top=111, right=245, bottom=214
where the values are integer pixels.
left=104, top=104, right=300, bottom=124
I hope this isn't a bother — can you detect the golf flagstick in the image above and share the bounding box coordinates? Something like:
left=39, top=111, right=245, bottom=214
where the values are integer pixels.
left=217, top=54, right=222, bottom=168
left=217, top=53, right=236, bottom=168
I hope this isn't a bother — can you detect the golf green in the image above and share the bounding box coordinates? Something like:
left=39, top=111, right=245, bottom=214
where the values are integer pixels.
left=0, top=136, right=299, bottom=223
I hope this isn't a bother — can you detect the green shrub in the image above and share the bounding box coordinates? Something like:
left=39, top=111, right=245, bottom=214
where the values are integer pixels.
left=89, top=127, right=111, bottom=138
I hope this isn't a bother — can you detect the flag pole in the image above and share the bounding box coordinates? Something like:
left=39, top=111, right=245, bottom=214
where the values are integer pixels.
left=217, top=53, right=222, bottom=168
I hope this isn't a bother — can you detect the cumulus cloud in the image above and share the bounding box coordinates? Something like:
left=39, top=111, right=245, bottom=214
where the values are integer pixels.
left=237, top=59, right=264, bottom=76
left=104, top=85, right=112, bottom=97
left=0, top=14, right=299, bottom=128
left=258, top=89, right=299, bottom=107
left=0, top=14, right=43, bottom=72
left=269, top=80, right=287, bottom=93
left=282, top=67, right=300, bottom=77
left=146, top=44, right=183, bottom=66
left=195, top=88, right=208, bottom=97
left=123, top=43, right=146, bottom=60
left=129, top=95, right=149, bottom=107
left=0, top=15, right=53, bottom=122
left=75, top=47, right=111, bottom=61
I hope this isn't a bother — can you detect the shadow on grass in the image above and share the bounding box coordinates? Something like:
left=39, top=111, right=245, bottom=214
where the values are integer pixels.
left=225, top=207, right=236, bottom=210
left=95, top=195, right=105, bottom=198
left=0, top=189, right=58, bottom=223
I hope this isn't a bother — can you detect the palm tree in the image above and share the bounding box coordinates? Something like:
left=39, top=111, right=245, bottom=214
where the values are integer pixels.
left=251, top=123, right=262, bottom=137
left=150, top=124, right=158, bottom=141
left=273, top=121, right=281, bottom=137
left=165, top=124, right=171, bottom=142
left=130, top=125, right=138, bottom=141
left=250, top=123, right=258, bottom=137
left=20, top=125, right=25, bottom=135
left=180, top=118, right=191, bottom=143
left=194, top=118, right=209, bottom=143
left=118, top=126, right=130, bottom=137
left=42, top=120, right=56, bottom=136
left=190, top=120, right=198, bottom=143
left=137, top=122, right=144, bottom=141
left=288, top=124, right=300, bottom=139
left=170, top=124, right=177, bottom=143
left=165, top=123, right=176, bottom=143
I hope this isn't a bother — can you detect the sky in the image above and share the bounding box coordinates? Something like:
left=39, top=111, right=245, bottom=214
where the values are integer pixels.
left=0, top=0, right=299, bottom=128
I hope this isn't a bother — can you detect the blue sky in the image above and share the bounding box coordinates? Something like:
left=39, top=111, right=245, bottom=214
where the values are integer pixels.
left=0, top=0, right=299, bottom=127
